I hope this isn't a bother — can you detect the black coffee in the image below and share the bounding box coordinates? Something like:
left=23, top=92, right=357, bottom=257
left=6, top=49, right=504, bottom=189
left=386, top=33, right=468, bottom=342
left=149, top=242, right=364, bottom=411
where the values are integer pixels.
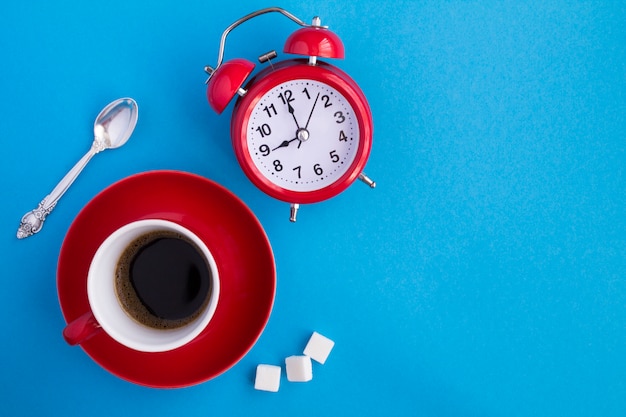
left=115, top=230, right=212, bottom=330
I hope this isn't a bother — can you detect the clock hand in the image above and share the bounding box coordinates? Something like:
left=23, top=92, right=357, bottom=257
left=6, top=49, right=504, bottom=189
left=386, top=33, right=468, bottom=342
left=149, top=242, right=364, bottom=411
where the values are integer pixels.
left=287, top=102, right=300, bottom=129
left=271, top=137, right=298, bottom=151
left=304, top=93, right=320, bottom=129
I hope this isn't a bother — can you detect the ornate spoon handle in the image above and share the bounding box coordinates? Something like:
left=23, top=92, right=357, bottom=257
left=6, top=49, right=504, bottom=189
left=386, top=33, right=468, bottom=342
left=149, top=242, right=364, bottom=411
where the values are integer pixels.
left=17, top=146, right=96, bottom=239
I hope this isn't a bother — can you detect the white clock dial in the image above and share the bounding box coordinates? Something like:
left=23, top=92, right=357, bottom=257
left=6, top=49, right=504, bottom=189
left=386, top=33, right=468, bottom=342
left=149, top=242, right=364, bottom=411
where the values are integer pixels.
left=246, top=79, right=360, bottom=192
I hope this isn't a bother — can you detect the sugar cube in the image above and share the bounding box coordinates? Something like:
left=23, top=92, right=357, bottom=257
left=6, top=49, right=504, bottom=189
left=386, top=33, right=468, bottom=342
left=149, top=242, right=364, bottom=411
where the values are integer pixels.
left=303, top=331, right=335, bottom=364
left=285, top=355, right=313, bottom=382
left=254, top=364, right=281, bottom=392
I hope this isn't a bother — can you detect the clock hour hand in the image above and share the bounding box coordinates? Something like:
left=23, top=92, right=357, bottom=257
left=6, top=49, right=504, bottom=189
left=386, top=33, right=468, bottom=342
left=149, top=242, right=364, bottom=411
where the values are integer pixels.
left=272, top=137, right=298, bottom=151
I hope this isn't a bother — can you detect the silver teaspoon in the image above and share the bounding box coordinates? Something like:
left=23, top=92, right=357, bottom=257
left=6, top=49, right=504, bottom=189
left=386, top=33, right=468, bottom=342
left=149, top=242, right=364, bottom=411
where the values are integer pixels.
left=17, top=97, right=139, bottom=239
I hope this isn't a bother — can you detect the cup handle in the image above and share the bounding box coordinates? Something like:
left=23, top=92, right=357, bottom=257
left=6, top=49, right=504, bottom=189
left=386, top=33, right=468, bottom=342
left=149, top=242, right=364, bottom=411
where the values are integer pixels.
left=63, top=311, right=102, bottom=345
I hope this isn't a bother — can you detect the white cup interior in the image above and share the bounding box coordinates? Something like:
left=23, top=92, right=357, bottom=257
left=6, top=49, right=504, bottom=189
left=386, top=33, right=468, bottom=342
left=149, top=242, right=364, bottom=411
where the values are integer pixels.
left=88, top=219, right=220, bottom=352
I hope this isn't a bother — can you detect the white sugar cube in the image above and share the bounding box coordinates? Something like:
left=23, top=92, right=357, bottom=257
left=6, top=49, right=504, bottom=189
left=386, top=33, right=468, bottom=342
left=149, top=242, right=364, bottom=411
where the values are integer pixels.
left=303, top=331, right=335, bottom=364
left=254, top=364, right=281, bottom=392
left=285, top=355, right=312, bottom=382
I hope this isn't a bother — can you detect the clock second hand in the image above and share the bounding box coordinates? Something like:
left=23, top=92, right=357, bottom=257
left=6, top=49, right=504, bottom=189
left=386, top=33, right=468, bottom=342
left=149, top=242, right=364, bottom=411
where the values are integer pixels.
left=304, top=93, right=320, bottom=130
left=297, top=93, right=320, bottom=149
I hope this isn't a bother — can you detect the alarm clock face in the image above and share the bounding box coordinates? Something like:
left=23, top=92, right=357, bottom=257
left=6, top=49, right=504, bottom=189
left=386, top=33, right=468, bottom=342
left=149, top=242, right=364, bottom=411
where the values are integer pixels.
left=246, top=79, right=360, bottom=193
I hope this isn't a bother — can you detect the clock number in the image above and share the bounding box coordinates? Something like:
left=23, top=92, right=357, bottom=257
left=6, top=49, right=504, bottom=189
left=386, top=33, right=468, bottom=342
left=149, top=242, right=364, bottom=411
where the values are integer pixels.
left=256, top=123, right=272, bottom=138
left=321, top=95, right=332, bottom=108
left=263, top=103, right=277, bottom=118
left=293, top=165, right=301, bottom=178
left=338, top=130, right=348, bottom=142
left=302, top=87, right=311, bottom=100
left=259, top=144, right=270, bottom=156
left=334, top=111, right=345, bottom=123
left=278, top=90, right=294, bottom=104
left=329, top=150, right=340, bottom=163
left=273, top=160, right=283, bottom=172
left=313, top=164, right=324, bottom=176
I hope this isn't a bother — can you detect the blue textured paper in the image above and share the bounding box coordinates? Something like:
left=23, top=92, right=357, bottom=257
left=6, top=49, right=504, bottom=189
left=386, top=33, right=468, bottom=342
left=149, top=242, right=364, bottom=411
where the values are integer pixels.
left=1, top=1, right=625, bottom=416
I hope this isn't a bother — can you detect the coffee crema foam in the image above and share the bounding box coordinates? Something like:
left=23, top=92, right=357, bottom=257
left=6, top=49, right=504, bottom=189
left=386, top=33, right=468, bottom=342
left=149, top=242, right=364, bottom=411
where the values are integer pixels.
left=114, top=230, right=212, bottom=330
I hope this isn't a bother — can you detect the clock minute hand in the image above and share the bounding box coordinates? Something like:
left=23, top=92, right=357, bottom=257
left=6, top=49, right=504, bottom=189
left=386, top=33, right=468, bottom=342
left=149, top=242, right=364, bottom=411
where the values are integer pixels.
left=304, top=93, right=320, bottom=129
left=287, top=102, right=300, bottom=129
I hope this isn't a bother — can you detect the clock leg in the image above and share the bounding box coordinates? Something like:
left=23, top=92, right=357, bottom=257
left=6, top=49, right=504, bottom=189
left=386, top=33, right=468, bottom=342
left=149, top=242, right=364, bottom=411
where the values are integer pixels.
left=289, top=203, right=300, bottom=222
left=358, top=173, right=376, bottom=189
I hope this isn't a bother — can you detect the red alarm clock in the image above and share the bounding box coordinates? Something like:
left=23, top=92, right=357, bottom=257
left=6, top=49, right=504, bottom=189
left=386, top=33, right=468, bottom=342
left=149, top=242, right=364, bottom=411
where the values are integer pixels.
left=205, top=7, right=375, bottom=221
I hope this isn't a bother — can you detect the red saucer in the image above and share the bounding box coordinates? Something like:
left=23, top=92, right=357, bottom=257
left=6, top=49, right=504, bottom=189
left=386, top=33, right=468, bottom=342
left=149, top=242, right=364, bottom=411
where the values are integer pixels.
left=57, top=171, right=276, bottom=388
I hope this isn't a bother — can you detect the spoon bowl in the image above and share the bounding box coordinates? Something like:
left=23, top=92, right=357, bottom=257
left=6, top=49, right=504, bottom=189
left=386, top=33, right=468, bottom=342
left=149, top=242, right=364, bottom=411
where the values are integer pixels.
left=94, top=97, right=138, bottom=150
left=17, top=97, right=139, bottom=239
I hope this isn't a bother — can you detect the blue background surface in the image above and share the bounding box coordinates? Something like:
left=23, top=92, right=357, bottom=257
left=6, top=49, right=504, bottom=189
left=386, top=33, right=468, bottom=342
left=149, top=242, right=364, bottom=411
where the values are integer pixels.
left=1, top=1, right=625, bottom=416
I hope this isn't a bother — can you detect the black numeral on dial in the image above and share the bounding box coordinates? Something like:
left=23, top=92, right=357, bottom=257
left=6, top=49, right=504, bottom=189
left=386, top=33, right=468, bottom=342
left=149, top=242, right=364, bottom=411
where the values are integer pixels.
left=278, top=90, right=294, bottom=104
left=334, top=111, right=345, bottom=123
left=263, top=104, right=277, bottom=118
left=256, top=123, right=271, bottom=138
